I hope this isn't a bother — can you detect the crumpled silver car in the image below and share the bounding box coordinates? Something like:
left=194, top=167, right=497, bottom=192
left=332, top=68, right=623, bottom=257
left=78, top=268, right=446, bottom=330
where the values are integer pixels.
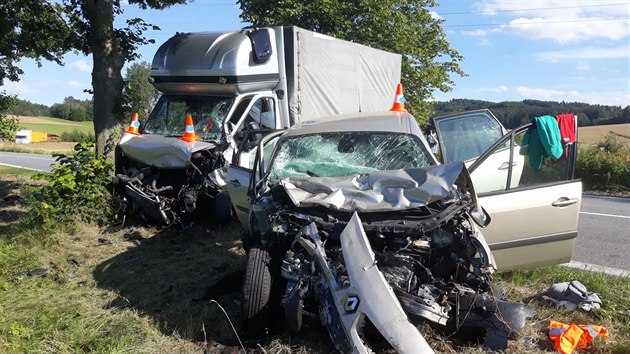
left=226, top=110, right=581, bottom=353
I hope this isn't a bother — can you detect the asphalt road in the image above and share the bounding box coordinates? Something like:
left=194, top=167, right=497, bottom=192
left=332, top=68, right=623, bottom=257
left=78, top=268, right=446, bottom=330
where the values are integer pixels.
left=1, top=151, right=629, bottom=271
left=573, top=195, right=630, bottom=271
left=0, top=151, right=57, bottom=172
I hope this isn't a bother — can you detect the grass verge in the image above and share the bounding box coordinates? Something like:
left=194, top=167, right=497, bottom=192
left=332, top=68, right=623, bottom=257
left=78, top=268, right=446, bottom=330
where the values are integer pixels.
left=0, top=142, right=76, bottom=155
left=0, top=170, right=628, bottom=353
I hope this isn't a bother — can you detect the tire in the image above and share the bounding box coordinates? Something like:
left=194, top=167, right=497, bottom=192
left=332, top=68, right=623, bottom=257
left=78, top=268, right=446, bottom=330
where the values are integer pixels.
left=242, top=247, right=272, bottom=332
left=211, top=191, right=232, bottom=223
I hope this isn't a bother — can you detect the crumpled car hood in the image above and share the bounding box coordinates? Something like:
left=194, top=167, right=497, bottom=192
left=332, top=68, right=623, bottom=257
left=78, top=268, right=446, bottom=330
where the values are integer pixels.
left=118, top=133, right=216, bottom=168
left=279, top=161, right=470, bottom=212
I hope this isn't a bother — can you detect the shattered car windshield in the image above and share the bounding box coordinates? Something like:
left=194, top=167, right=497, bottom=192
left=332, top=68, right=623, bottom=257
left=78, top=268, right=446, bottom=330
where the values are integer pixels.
left=268, top=132, right=434, bottom=184
left=143, top=95, right=233, bottom=141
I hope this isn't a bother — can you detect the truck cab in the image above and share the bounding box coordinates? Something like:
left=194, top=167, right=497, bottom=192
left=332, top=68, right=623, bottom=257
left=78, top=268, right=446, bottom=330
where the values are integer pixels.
left=114, top=26, right=401, bottom=225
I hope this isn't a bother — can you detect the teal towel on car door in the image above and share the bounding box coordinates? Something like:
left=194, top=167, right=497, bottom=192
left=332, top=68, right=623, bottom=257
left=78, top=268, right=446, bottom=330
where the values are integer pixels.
left=520, top=115, right=563, bottom=170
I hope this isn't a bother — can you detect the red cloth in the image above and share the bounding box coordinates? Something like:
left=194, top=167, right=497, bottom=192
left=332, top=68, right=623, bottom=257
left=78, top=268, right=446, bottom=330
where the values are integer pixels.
left=556, top=114, right=577, bottom=144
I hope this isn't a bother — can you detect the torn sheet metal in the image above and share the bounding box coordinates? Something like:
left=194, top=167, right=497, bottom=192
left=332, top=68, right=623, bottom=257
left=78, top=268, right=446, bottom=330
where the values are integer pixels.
left=280, top=162, right=465, bottom=211
left=296, top=214, right=433, bottom=354
left=118, top=133, right=215, bottom=168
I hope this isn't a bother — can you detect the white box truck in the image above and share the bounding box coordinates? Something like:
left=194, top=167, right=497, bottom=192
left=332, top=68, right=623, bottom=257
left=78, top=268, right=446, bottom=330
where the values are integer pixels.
left=115, top=26, right=401, bottom=225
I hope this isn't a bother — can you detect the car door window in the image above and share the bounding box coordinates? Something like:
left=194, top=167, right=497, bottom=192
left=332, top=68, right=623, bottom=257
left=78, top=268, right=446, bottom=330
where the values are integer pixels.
left=434, top=110, right=504, bottom=163
left=233, top=97, right=277, bottom=150
left=226, top=131, right=284, bottom=227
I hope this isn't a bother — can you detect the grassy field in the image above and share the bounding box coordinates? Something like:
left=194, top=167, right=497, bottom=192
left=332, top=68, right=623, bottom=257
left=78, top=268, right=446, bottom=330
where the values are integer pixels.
left=0, top=141, right=78, bottom=154
left=14, top=115, right=94, bottom=135
left=0, top=168, right=628, bottom=354
left=578, top=123, right=630, bottom=147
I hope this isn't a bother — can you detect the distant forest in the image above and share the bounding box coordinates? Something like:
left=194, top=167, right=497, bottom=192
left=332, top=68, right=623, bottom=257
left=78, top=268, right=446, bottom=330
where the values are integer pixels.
left=3, top=97, right=93, bottom=121
left=3, top=97, right=629, bottom=129
left=432, top=99, right=630, bottom=129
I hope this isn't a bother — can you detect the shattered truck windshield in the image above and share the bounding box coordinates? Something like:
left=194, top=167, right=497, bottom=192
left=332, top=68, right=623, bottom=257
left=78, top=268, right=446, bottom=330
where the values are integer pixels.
left=143, top=95, right=233, bottom=141
left=268, top=132, right=434, bottom=183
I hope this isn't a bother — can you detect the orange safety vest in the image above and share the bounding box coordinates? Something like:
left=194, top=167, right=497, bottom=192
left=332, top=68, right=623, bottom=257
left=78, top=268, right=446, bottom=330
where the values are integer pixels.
left=549, top=320, right=608, bottom=354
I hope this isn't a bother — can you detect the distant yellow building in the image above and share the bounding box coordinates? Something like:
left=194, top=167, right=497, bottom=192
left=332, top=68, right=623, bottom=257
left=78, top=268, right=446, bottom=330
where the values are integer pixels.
left=31, top=131, right=47, bottom=142
left=15, top=130, right=47, bottom=144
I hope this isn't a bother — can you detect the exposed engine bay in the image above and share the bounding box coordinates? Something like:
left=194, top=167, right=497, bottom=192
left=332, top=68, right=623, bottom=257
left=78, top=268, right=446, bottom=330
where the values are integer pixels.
left=247, top=164, right=533, bottom=353
left=114, top=134, right=230, bottom=225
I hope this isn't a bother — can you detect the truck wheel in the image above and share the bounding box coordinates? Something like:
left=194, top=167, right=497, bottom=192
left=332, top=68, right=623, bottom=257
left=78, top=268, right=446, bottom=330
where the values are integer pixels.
left=212, top=191, right=232, bottom=223
left=242, top=247, right=272, bottom=332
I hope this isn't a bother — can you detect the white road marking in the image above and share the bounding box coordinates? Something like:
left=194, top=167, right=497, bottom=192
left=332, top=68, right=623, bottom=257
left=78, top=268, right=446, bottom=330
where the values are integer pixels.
left=0, top=154, right=53, bottom=160
left=580, top=211, right=630, bottom=219
left=563, top=261, right=629, bottom=277
left=0, top=163, right=47, bottom=172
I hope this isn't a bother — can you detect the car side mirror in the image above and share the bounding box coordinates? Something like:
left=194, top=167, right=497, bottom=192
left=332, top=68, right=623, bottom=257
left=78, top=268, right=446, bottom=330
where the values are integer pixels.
left=470, top=206, right=491, bottom=228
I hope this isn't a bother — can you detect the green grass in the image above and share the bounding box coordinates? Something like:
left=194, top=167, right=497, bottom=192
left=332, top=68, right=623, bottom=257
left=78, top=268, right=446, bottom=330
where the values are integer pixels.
left=20, top=123, right=93, bottom=135
left=0, top=167, right=628, bottom=353
left=0, top=146, right=71, bottom=155
left=0, top=166, right=47, bottom=179
left=497, top=266, right=630, bottom=353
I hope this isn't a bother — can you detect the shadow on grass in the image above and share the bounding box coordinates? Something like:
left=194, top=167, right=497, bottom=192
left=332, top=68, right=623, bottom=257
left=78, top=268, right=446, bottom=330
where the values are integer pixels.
left=93, top=221, right=248, bottom=348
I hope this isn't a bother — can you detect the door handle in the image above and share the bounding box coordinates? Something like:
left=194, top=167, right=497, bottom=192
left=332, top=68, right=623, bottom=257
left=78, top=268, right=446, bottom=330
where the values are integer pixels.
left=229, top=179, right=241, bottom=187
left=552, top=198, right=579, bottom=207
left=498, top=161, right=518, bottom=170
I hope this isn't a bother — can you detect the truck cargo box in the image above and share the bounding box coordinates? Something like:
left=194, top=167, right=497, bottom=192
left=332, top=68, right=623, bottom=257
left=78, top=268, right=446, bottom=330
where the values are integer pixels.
left=284, top=27, right=401, bottom=125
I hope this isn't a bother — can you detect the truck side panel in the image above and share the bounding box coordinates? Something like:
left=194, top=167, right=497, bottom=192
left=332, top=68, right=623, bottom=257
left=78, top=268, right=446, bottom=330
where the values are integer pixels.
left=284, top=27, right=402, bottom=125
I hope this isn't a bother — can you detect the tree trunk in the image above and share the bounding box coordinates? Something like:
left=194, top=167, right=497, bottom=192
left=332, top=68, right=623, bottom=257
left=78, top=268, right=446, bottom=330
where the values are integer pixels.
left=86, top=0, right=125, bottom=157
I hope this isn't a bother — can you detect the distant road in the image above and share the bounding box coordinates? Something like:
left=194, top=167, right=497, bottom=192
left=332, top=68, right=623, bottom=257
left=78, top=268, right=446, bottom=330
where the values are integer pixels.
left=0, top=151, right=56, bottom=172
left=572, top=195, right=630, bottom=271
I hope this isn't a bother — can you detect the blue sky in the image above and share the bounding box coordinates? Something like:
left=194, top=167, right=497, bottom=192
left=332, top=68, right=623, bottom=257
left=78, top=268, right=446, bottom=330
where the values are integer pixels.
left=2, top=0, right=629, bottom=107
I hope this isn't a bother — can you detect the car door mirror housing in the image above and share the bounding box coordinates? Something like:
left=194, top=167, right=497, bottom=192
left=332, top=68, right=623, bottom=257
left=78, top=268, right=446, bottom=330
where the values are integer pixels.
left=470, top=206, right=491, bottom=228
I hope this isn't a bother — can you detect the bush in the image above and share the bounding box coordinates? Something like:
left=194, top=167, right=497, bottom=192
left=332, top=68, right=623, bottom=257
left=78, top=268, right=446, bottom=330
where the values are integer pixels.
left=577, top=135, right=630, bottom=191
left=26, top=142, right=115, bottom=226
left=61, top=129, right=95, bottom=143
left=596, top=133, right=624, bottom=153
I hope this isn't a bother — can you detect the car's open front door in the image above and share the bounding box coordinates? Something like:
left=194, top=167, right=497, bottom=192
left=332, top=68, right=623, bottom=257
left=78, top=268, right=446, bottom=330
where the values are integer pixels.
left=432, top=109, right=506, bottom=165
left=226, top=130, right=284, bottom=230
left=466, top=121, right=581, bottom=271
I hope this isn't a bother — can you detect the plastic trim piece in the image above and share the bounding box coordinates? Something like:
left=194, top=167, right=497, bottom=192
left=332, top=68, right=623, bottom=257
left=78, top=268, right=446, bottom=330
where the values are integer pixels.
left=488, top=231, right=577, bottom=251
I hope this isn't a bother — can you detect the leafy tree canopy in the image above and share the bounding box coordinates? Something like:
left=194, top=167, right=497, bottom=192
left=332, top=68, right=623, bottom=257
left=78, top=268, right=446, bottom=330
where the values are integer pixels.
left=122, top=61, right=160, bottom=122
left=1, top=0, right=187, bottom=155
left=238, top=0, right=465, bottom=124
left=0, top=0, right=73, bottom=141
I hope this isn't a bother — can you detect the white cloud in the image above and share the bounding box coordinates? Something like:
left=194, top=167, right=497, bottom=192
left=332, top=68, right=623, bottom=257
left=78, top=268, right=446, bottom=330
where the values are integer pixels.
left=478, top=38, right=493, bottom=46
left=68, top=59, right=92, bottom=73
left=515, top=86, right=629, bottom=105
left=461, top=29, right=488, bottom=37
left=67, top=80, right=82, bottom=87
left=475, top=85, right=509, bottom=93
left=429, top=11, right=441, bottom=20
left=472, top=1, right=629, bottom=43
left=575, top=62, right=590, bottom=71
left=516, top=86, right=580, bottom=100
left=536, top=45, right=630, bottom=62
left=1, top=81, right=40, bottom=95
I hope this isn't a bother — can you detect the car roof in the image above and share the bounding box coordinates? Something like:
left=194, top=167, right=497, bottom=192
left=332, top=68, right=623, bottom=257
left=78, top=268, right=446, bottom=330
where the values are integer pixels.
left=284, top=111, right=425, bottom=138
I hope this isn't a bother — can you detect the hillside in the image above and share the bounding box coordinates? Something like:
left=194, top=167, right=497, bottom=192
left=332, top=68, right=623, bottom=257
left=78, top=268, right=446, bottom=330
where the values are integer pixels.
left=15, top=115, right=93, bottom=135
left=433, top=99, right=630, bottom=129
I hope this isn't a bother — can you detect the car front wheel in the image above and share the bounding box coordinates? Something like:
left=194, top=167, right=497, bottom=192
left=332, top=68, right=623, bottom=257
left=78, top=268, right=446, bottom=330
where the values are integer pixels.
left=241, top=247, right=272, bottom=332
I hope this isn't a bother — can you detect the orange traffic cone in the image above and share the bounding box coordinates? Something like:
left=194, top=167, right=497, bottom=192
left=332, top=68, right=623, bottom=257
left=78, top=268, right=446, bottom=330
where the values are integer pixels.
left=390, top=83, right=408, bottom=112
left=125, top=112, right=141, bottom=135
left=179, top=114, right=200, bottom=142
